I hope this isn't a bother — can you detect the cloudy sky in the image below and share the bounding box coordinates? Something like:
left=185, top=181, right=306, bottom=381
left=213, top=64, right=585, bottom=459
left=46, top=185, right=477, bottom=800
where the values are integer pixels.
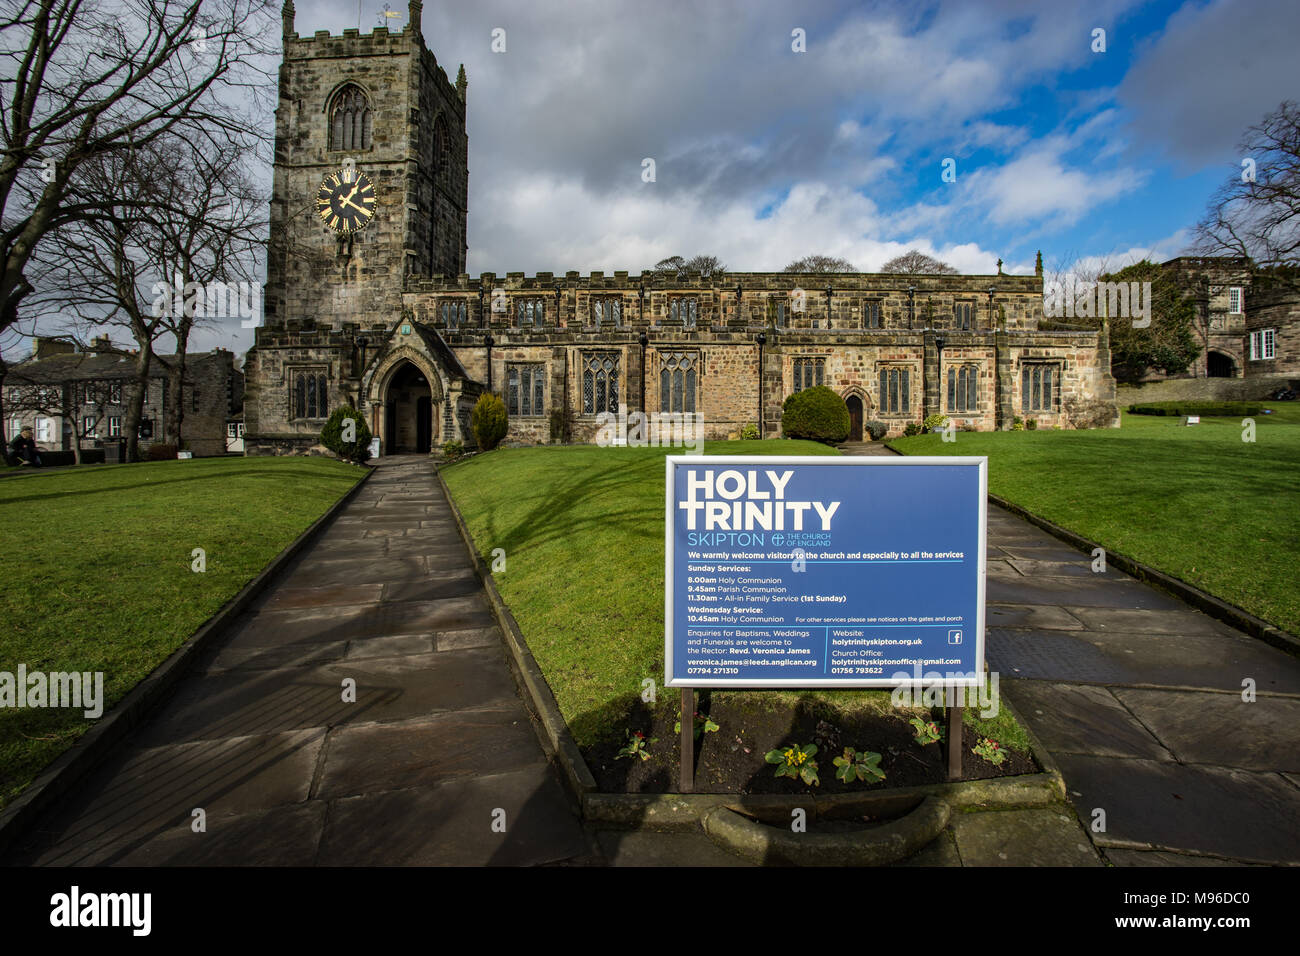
left=21, top=0, right=1299, bottom=358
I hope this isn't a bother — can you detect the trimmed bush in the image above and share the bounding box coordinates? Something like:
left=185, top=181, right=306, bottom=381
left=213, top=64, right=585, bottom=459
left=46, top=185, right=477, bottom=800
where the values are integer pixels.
left=739, top=423, right=760, bottom=440
left=1025, top=418, right=1038, bottom=431
left=921, top=413, right=949, bottom=434
left=902, top=422, right=922, bottom=437
left=146, top=443, right=178, bottom=460
left=320, top=406, right=372, bottom=463
left=1128, top=401, right=1262, bottom=417
left=780, top=385, right=850, bottom=444
left=472, top=393, right=508, bottom=450
left=864, top=420, right=889, bottom=440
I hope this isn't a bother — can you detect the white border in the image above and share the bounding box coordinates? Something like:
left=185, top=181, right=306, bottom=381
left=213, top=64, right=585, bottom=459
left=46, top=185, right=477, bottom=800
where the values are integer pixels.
left=664, top=455, right=987, bottom=689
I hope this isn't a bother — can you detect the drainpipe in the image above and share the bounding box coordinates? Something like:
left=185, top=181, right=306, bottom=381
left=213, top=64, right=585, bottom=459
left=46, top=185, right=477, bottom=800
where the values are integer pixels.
left=756, top=331, right=766, bottom=436
left=484, top=333, right=494, bottom=392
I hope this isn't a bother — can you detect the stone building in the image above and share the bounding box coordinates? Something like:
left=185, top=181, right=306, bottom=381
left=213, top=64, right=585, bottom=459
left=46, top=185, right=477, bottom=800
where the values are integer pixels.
left=244, top=3, right=1119, bottom=455
left=3, top=336, right=244, bottom=458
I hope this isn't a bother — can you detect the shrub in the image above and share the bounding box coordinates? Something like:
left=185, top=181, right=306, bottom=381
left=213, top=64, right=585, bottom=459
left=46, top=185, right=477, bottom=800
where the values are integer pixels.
left=921, top=413, right=948, bottom=434
left=780, top=385, right=850, bottom=444
left=146, top=443, right=177, bottom=460
left=320, top=406, right=372, bottom=463
left=1127, top=401, right=1262, bottom=417
left=442, top=439, right=464, bottom=461
left=472, top=392, right=508, bottom=450
left=739, top=423, right=760, bottom=440
left=902, top=422, right=922, bottom=437
left=863, top=420, right=889, bottom=441
left=1025, top=418, right=1038, bottom=431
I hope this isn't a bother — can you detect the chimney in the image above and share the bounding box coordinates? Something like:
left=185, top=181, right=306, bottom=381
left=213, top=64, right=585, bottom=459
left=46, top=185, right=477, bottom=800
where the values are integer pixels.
left=90, top=335, right=111, bottom=353
left=31, top=336, right=75, bottom=360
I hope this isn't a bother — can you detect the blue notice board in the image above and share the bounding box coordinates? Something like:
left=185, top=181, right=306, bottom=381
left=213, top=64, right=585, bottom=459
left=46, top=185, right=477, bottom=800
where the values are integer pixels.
left=665, top=456, right=986, bottom=688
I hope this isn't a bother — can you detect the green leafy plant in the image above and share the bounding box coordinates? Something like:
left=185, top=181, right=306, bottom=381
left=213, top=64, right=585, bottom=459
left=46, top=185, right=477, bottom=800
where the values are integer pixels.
left=471, top=393, right=508, bottom=450
left=320, top=406, right=372, bottom=463
left=832, top=747, right=886, bottom=783
left=739, top=423, right=760, bottom=440
left=972, top=736, right=1008, bottom=765
left=921, top=413, right=949, bottom=434
left=780, top=385, right=850, bottom=444
left=442, top=439, right=464, bottom=461
left=1025, top=418, right=1038, bottom=431
left=863, top=419, right=889, bottom=440
left=674, top=710, right=720, bottom=740
left=1011, top=415, right=1025, bottom=432
left=765, top=742, right=820, bottom=786
left=902, top=422, right=922, bottom=437
left=615, top=730, right=656, bottom=762
left=909, top=717, right=943, bottom=746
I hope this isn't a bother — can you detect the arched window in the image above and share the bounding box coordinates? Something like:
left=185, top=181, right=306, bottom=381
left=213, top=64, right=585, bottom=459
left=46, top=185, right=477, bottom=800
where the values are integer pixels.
left=432, top=116, right=449, bottom=178
left=329, top=85, right=372, bottom=151
left=291, top=369, right=329, bottom=420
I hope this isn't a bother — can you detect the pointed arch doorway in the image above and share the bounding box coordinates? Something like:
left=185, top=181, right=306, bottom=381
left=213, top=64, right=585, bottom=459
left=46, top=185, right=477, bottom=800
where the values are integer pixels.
left=384, top=360, right=435, bottom=453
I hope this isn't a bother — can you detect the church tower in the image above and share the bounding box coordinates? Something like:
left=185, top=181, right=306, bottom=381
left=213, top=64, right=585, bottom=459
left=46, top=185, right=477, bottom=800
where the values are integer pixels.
left=246, top=0, right=469, bottom=453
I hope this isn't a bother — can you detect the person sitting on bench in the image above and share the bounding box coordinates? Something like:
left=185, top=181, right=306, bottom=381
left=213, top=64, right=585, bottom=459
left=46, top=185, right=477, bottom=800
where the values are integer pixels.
left=9, top=426, right=42, bottom=466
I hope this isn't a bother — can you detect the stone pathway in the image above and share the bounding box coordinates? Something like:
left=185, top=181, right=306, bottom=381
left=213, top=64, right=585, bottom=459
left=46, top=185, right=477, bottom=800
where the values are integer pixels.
left=840, top=441, right=1300, bottom=866
left=7, top=456, right=593, bottom=866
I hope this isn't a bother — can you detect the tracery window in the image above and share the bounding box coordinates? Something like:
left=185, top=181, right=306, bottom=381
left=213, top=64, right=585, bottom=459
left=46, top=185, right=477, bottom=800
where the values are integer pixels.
left=582, top=352, right=619, bottom=415
left=659, top=352, right=698, bottom=414
left=329, top=85, right=372, bottom=151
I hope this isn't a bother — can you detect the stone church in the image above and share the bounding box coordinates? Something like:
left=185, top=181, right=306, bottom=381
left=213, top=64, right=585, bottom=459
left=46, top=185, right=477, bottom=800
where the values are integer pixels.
left=244, top=2, right=1119, bottom=456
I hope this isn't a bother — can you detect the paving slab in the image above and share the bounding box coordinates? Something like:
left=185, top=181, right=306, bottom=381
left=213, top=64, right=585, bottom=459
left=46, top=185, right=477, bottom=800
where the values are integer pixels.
left=985, top=603, right=1085, bottom=630
left=1103, top=848, right=1263, bottom=867
left=111, top=802, right=328, bottom=867
left=11, top=728, right=325, bottom=866
left=895, top=828, right=963, bottom=867
left=988, top=628, right=1136, bottom=683
left=595, top=830, right=752, bottom=867
left=1053, top=753, right=1300, bottom=864
left=1110, top=689, right=1300, bottom=772
left=316, top=767, right=590, bottom=866
left=313, top=703, right=546, bottom=799
left=985, top=575, right=1187, bottom=610
left=1000, top=680, right=1173, bottom=761
left=950, top=808, right=1103, bottom=866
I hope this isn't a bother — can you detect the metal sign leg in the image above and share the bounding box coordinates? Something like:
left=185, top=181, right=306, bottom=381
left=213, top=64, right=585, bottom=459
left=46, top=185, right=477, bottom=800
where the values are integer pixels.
left=680, top=687, right=694, bottom=793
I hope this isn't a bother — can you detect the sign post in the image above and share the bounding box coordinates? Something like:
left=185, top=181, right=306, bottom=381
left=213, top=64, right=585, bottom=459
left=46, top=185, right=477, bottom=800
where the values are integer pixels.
left=665, top=456, right=987, bottom=789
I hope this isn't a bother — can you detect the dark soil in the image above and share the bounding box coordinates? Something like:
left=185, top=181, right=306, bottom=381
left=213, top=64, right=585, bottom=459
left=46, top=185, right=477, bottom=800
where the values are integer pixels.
left=585, top=696, right=1037, bottom=795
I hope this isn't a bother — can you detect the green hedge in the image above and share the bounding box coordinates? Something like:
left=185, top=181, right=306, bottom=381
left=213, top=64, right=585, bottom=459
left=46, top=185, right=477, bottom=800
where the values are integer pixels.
left=1128, top=401, right=1263, bottom=417
left=781, top=385, right=850, bottom=444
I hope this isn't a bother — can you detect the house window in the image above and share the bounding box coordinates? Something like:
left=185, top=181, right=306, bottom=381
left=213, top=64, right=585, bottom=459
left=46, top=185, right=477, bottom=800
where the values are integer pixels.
left=878, top=366, right=911, bottom=414
left=582, top=352, right=620, bottom=415
left=864, top=301, right=881, bottom=329
left=108, top=416, right=122, bottom=437
left=516, top=298, right=545, bottom=329
left=291, top=369, right=329, bottom=420
left=659, top=352, right=698, bottom=414
left=109, top=383, right=122, bottom=404
left=1022, top=364, right=1057, bottom=412
left=507, top=364, right=546, bottom=417
left=1249, top=328, right=1276, bottom=360
left=947, top=365, right=979, bottom=413
left=1229, top=287, right=1243, bottom=314
left=439, top=300, right=467, bottom=329
left=329, top=84, right=372, bottom=151
left=227, top=423, right=238, bottom=438
left=35, top=416, right=52, bottom=443
left=593, top=296, right=622, bottom=328
left=792, top=357, right=825, bottom=392
left=669, top=297, right=699, bottom=329
left=83, top=417, right=95, bottom=436
left=954, top=302, right=974, bottom=331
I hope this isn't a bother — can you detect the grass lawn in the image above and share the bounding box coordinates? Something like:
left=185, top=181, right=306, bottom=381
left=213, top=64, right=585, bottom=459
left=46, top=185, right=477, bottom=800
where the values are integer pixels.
left=889, top=403, right=1300, bottom=635
left=0, top=456, right=365, bottom=809
left=441, top=440, right=1027, bottom=755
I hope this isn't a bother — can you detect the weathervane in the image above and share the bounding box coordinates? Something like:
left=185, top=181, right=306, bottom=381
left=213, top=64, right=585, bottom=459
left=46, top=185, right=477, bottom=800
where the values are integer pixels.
left=377, top=3, right=404, bottom=27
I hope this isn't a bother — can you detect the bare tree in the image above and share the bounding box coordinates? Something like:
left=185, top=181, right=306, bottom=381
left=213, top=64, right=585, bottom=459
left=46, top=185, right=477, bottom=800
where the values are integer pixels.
left=784, top=254, right=857, bottom=273
left=653, top=254, right=727, bottom=277
left=0, top=0, right=276, bottom=342
left=1195, top=100, right=1300, bottom=293
left=879, top=249, right=958, bottom=274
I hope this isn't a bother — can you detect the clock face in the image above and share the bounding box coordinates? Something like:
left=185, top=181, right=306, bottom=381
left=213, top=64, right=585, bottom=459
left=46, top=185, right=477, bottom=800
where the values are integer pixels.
left=316, top=168, right=377, bottom=234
